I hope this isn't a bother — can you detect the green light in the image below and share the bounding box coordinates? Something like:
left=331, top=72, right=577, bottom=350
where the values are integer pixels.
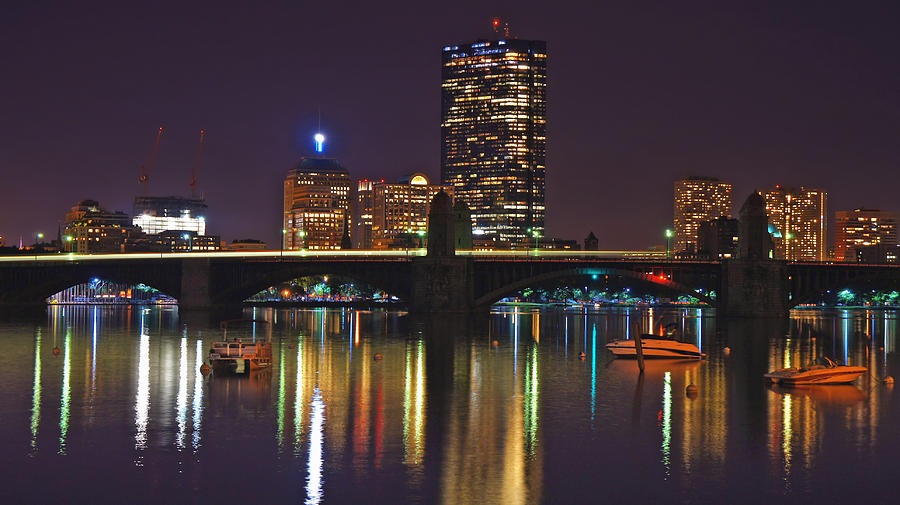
left=417, top=230, right=425, bottom=237
left=282, top=229, right=287, bottom=234
left=37, top=233, right=44, bottom=239
left=64, top=235, right=72, bottom=242
left=298, top=231, right=306, bottom=237
left=665, top=229, right=673, bottom=238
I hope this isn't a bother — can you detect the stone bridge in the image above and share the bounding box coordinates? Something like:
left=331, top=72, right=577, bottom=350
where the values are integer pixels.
left=1, top=250, right=899, bottom=316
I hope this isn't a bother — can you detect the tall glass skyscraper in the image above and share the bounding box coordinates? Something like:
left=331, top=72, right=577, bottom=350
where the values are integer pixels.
left=441, top=38, right=547, bottom=246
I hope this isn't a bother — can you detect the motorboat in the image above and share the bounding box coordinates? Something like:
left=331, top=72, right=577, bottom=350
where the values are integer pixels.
left=208, top=319, right=273, bottom=374
left=764, top=357, right=867, bottom=385
left=605, top=334, right=704, bottom=359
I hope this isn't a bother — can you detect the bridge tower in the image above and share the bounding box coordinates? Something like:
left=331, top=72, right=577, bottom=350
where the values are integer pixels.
left=722, top=192, right=789, bottom=317
left=410, top=190, right=475, bottom=312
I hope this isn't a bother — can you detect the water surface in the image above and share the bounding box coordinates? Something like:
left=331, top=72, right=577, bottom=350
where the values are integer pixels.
left=2, top=306, right=898, bottom=504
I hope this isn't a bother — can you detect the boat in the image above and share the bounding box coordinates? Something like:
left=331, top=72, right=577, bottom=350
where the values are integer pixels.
left=764, top=357, right=867, bottom=385
left=605, top=334, right=704, bottom=359
left=208, top=319, right=273, bottom=374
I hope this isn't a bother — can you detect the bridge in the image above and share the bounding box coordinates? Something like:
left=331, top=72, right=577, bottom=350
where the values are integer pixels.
left=3, top=193, right=900, bottom=316
left=1, top=249, right=899, bottom=316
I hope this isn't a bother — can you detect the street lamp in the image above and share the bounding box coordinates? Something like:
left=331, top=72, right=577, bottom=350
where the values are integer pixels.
left=298, top=230, right=306, bottom=250
left=182, top=233, right=193, bottom=251
left=417, top=229, right=426, bottom=250
left=665, top=229, right=673, bottom=260
left=64, top=235, right=73, bottom=253
left=281, top=228, right=287, bottom=258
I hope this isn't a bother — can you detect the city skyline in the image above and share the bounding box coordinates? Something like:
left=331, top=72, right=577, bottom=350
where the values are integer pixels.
left=1, top=2, right=898, bottom=249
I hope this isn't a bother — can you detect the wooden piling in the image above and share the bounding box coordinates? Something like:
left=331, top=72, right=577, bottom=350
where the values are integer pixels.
left=634, top=332, right=645, bottom=372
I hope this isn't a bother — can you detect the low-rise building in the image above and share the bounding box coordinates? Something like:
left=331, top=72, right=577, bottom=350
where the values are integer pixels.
left=63, top=199, right=136, bottom=253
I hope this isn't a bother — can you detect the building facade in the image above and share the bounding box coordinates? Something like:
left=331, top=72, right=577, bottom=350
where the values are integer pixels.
left=441, top=37, right=547, bottom=246
left=64, top=199, right=135, bottom=253
left=762, top=186, right=827, bottom=261
left=698, top=217, right=740, bottom=259
left=673, top=177, right=733, bottom=254
left=132, top=196, right=208, bottom=236
left=355, top=179, right=376, bottom=249
left=283, top=157, right=351, bottom=250
left=834, top=208, right=897, bottom=261
left=369, top=174, right=453, bottom=249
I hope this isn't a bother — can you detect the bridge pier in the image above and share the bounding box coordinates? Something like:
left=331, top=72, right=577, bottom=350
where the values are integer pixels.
left=721, top=259, right=789, bottom=318
left=180, top=258, right=213, bottom=310
left=409, top=257, right=475, bottom=313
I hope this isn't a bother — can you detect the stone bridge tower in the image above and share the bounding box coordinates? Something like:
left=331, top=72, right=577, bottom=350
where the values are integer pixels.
left=721, top=191, right=788, bottom=317
left=410, top=190, right=475, bottom=312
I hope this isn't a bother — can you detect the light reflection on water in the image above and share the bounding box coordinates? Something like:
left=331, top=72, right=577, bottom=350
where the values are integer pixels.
left=2, top=305, right=899, bottom=503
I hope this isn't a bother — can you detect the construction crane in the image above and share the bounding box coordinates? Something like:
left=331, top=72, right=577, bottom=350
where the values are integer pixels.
left=189, top=129, right=206, bottom=198
left=138, top=127, right=164, bottom=195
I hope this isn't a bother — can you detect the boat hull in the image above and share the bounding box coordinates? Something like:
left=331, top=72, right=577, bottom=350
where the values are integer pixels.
left=605, top=339, right=703, bottom=359
left=764, top=366, right=867, bottom=385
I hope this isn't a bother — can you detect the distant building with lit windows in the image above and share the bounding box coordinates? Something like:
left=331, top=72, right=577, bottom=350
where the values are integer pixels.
left=283, top=157, right=351, bottom=250
left=762, top=186, right=827, bottom=261
left=132, top=196, right=208, bottom=236
left=355, top=179, right=377, bottom=249
left=63, top=199, right=135, bottom=253
left=441, top=37, right=547, bottom=246
left=834, top=208, right=897, bottom=261
left=673, top=177, right=733, bottom=254
left=370, top=173, right=453, bottom=249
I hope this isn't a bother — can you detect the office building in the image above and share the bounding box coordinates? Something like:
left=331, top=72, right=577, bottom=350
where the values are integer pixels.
left=356, top=179, right=377, bottom=249
left=132, top=196, right=208, bottom=236
left=441, top=36, right=547, bottom=246
left=762, top=186, right=827, bottom=261
left=673, top=177, right=733, bottom=254
left=283, top=157, right=351, bottom=250
left=834, top=208, right=897, bottom=261
left=698, top=217, right=740, bottom=259
left=369, top=174, right=453, bottom=249
left=64, top=199, right=135, bottom=253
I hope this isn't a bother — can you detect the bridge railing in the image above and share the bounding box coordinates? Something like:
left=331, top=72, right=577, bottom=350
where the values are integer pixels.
left=0, top=249, right=756, bottom=263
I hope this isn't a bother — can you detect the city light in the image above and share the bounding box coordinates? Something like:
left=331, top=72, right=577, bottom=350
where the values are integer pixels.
left=314, top=133, right=325, bottom=153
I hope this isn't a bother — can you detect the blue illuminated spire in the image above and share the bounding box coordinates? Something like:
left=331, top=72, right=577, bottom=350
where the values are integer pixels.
left=314, top=133, right=325, bottom=154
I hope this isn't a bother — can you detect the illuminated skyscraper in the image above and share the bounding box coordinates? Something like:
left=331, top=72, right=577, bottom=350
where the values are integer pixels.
left=441, top=36, right=547, bottom=246
left=673, top=177, right=733, bottom=254
left=762, top=186, right=827, bottom=261
left=834, top=208, right=897, bottom=261
left=282, top=157, right=351, bottom=250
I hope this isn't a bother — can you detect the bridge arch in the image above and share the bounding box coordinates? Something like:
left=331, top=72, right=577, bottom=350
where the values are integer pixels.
left=473, top=266, right=715, bottom=307
left=8, top=264, right=183, bottom=306
left=213, top=261, right=414, bottom=306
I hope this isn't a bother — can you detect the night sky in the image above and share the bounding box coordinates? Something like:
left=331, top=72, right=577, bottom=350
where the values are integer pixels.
left=1, top=1, right=897, bottom=249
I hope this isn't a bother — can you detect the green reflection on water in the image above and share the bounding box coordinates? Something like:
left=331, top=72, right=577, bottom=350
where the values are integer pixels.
left=59, top=327, right=71, bottom=455
left=30, top=328, right=42, bottom=451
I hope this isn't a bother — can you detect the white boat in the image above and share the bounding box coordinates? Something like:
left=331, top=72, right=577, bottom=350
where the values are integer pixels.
left=764, top=357, right=866, bottom=385
left=605, top=334, right=704, bottom=359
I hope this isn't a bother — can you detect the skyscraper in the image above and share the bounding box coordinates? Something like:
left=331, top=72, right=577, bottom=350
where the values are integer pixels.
left=762, top=185, right=827, bottom=261
left=673, top=177, right=733, bottom=254
left=834, top=208, right=897, bottom=261
left=441, top=35, right=547, bottom=246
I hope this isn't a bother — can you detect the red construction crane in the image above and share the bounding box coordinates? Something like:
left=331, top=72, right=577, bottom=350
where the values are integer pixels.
left=189, top=129, right=206, bottom=198
left=138, top=127, right=164, bottom=195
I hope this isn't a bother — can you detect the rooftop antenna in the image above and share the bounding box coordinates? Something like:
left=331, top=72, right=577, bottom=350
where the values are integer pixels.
left=189, top=129, right=206, bottom=199
left=491, top=17, right=511, bottom=38
left=139, top=127, right=164, bottom=196
left=314, top=107, right=325, bottom=154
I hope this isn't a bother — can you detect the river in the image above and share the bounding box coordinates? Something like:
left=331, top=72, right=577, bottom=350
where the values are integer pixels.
left=1, top=305, right=897, bottom=504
